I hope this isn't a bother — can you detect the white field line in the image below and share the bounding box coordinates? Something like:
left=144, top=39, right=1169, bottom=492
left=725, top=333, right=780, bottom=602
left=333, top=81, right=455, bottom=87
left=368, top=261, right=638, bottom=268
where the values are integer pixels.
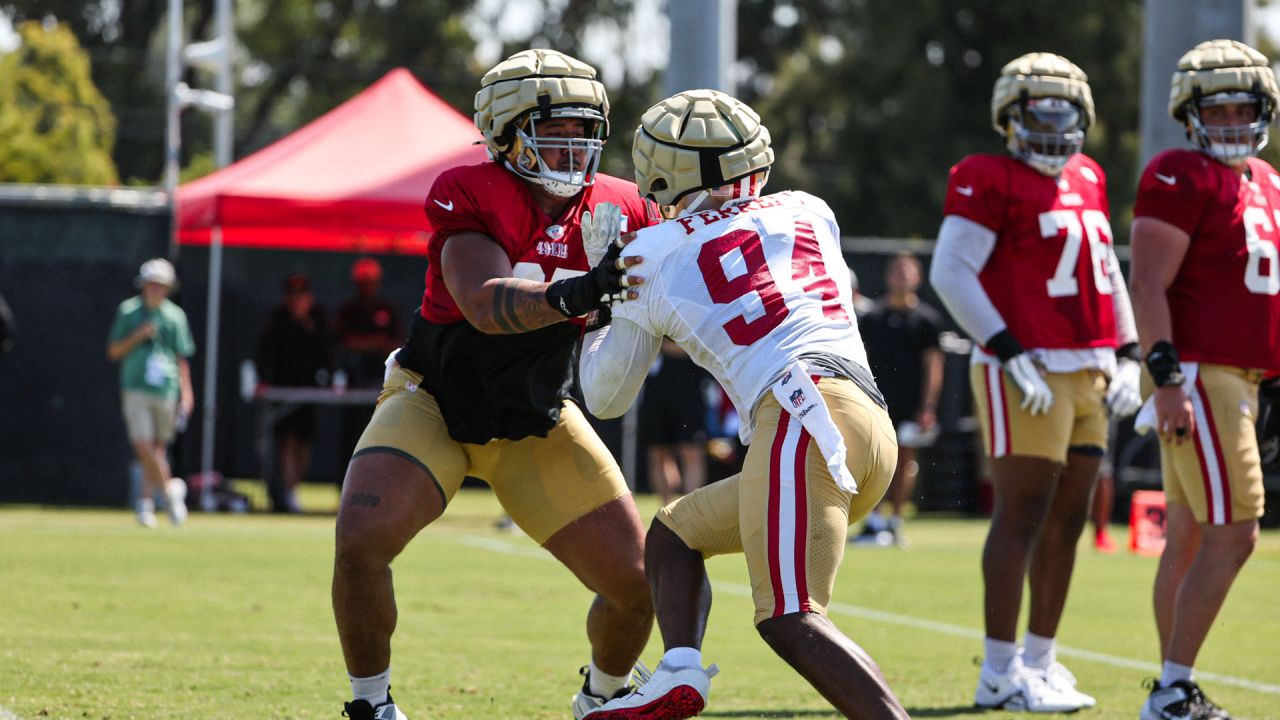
left=449, top=533, right=1280, bottom=695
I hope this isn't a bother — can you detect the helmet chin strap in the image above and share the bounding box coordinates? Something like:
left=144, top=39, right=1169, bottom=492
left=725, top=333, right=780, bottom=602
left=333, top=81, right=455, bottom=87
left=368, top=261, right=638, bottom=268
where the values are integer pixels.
left=677, top=190, right=712, bottom=217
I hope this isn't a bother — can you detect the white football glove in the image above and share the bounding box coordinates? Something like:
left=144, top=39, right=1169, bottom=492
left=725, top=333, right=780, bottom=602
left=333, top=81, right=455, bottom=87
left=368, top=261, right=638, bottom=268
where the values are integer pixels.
left=1003, top=353, right=1055, bottom=416
left=581, top=201, right=624, bottom=267
left=1105, top=357, right=1143, bottom=418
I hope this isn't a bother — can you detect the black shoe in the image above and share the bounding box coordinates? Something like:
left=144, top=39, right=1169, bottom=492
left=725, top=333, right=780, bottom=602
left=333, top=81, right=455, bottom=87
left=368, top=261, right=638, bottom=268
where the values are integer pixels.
left=1141, top=679, right=1232, bottom=720
left=343, top=691, right=407, bottom=720
left=571, top=663, right=649, bottom=719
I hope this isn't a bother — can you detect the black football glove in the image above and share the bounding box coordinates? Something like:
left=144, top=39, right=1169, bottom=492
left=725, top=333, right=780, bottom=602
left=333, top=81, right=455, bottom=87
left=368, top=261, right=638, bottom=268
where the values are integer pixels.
left=545, top=239, right=629, bottom=318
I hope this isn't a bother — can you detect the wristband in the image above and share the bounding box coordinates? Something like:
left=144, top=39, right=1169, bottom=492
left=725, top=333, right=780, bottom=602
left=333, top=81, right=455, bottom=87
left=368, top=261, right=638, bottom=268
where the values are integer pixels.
left=984, top=329, right=1025, bottom=363
left=1116, top=342, right=1142, bottom=363
left=1145, top=340, right=1185, bottom=387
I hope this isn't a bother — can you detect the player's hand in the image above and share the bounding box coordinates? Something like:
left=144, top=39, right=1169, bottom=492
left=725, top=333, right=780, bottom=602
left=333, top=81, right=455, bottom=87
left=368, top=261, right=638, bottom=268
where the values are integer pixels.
left=1105, top=358, right=1143, bottom=418
left=581, top=202, right=624, bottom=267
left=545, top=238, right=643, bottom=318
left=1003, top=354, right=1054, bottom=416
left=135, top=321, right=157, bottom=340
left=1154, top=384, right=1194, bottom=445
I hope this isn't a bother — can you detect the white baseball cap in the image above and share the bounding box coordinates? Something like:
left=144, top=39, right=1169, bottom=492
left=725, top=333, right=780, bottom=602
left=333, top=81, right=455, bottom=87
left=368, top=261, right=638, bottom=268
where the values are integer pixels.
left=135, top=258, right=178, bottom=289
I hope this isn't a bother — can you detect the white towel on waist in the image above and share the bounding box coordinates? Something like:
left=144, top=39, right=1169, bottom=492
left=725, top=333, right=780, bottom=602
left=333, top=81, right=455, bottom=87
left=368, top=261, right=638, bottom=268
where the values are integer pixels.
left=770, top=362, right=858, bottom=494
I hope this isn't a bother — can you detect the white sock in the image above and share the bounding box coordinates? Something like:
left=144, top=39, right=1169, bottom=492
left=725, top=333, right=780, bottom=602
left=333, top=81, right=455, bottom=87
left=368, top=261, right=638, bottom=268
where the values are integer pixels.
left=137, top=498, right=155, bottom=514
left=588, top=661, right=629, bottom=699
left=1022, top=632, right=1055, bottom=670
left=1161, top=661, right=1193, bottom=687
left=350, top=667, right=391, bottom=706
left=662, top=646, right=702, bottom=669
left=983, top=638, right=1019, bottom=675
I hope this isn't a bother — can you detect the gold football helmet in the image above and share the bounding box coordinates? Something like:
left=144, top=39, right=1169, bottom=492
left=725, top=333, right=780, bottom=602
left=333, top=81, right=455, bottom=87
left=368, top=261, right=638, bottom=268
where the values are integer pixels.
left=631, top=89, right=773, bottom=213
left=474, top=49, right=609, bottom=197
left=1169, top=39, right=1279, bottom=165
left=991, top=53, right=1095, bottom=176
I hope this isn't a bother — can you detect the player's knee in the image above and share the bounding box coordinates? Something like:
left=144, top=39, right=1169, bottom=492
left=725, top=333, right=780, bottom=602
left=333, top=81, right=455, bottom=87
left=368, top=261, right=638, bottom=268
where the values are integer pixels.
left=334, top=506, right=411, bottom=568
left=756, top=611, right=819, bottom=656
left=1203, top=525, right=1258, bottom=568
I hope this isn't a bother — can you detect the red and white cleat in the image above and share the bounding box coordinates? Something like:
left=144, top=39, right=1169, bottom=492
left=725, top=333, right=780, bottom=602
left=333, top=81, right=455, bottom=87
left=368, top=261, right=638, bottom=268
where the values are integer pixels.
left=582, top=662, right=719, bottom=719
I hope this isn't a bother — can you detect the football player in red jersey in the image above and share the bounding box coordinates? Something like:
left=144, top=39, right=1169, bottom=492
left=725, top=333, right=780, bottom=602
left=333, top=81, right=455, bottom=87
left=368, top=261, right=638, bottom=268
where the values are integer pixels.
left=930, top=53, right=1141, bottom=713
left=1130, top=39, right=1280, bottom=720
left=330, top=49, right=658, bottom=720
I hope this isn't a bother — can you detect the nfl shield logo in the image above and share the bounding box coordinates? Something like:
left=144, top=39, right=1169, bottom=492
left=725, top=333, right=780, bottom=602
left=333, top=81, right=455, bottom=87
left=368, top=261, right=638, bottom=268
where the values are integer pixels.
left=546, top=224, right=566, bottom=240
left=789, top=389, right=805, bottom=408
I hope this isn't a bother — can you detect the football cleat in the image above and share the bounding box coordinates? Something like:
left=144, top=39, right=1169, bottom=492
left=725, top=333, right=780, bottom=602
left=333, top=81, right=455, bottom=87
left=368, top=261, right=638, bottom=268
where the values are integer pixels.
left=1038, top=661, right=1096, bottom=709
left=166, top=477, right=188, bottom=525
left=1140, top=679, right=1232, bottom=720
left=582, top=661, right=719, bottom=719
left=572, top=662, right=652, bottom=720
left=974, top=658, right=1084, bottom=713
left=849, top=526, right=895, bottom=547
left=342, top=691, right=408, bottom=720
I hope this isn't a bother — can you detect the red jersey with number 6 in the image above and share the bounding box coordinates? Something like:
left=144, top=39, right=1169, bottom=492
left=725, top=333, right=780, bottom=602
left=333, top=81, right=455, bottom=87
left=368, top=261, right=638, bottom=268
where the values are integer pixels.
left=613, top=191, right=868, bottom=443
left=421, top=161, right=657, bottom=324
left=944, top=153, right=1118, bottom=352
left=1134, top=150, right=1280, bottom=371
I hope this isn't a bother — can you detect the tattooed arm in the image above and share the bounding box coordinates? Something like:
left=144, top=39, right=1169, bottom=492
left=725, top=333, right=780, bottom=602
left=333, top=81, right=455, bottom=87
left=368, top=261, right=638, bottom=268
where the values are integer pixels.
left=441, top=232, right=568, bottom=334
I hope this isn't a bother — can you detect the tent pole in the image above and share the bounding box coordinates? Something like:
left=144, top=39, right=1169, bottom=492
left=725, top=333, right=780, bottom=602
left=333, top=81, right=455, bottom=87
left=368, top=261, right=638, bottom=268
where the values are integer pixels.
left=199, top=224, right=224, bottom=511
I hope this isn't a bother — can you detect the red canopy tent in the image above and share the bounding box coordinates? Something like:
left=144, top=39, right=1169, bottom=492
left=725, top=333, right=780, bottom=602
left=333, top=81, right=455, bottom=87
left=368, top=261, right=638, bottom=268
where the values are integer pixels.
left=177, top=68, right=488, bottom=503
left=177, top=67, right=488, bottom=254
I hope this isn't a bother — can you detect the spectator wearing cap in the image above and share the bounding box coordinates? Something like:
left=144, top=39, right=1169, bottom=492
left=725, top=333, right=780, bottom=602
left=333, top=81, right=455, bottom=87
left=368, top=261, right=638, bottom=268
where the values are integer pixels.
left=334, top=257, right=403, bottom=472
left=256, top=273, right=334, bottom=513
left=107, top=258, right=195, bottom=527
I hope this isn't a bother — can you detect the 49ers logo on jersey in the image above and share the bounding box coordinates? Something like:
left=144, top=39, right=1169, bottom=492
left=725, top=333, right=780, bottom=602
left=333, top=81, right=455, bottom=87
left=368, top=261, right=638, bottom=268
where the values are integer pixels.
left=536, top=239, right=568, bottom=259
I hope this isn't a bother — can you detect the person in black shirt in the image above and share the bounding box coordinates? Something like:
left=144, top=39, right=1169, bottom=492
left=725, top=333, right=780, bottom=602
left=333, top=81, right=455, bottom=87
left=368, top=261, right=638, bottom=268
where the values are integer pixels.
left=257, top=273, right=333, bottom=513
left=852, top=252, right=943, bottom=546
left=335, top=258, right=403, bottom=474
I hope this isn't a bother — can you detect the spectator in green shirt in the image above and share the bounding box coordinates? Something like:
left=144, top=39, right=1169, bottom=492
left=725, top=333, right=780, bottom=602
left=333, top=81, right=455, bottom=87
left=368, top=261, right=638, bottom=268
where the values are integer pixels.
left=107, top=258, right=195, bottom=527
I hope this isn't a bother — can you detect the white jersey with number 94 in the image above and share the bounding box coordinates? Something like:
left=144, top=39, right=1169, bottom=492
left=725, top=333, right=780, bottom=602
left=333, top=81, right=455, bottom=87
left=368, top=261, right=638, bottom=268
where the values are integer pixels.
left=608, top=190, right=870, bottom=443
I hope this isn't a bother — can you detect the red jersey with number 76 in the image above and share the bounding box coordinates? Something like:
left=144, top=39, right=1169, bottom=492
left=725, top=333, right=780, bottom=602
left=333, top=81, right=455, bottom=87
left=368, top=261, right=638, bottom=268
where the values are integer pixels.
left=1134, top=149, right=1280, bottom=371
left=612, top=190, right=868, bottom=444
left=943, top=153, right=1118, bottom=352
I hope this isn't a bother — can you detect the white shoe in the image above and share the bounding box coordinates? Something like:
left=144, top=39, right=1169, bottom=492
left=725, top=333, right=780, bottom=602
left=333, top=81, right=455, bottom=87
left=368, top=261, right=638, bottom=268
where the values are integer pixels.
left=166, top=478, right=188, bottom=525
left=1037, top=660, right=1096, bottom=708
left=572, top=663, right=651, bottom=720
left=974, top=659, right=1084, bottom=713
left=582, top=661, right=719, bottom=719
left=135, top=509, right=158, bottom=528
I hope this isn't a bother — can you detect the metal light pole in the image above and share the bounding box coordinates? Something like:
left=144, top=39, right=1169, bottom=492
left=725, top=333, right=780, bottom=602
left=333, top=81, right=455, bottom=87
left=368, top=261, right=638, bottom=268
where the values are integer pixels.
left=1139, top=0, right=1253, bottom=169
left=164, top=0, right=235, bottom=511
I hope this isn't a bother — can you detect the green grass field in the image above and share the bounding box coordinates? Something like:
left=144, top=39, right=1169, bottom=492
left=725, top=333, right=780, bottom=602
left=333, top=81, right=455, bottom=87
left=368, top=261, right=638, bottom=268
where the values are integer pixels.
left=2, top=487, right=1277, bottom=719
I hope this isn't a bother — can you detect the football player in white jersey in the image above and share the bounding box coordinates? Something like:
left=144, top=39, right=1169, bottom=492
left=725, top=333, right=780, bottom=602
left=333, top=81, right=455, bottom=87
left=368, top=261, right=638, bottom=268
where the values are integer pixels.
left=577, top=89, right=907, bottom=720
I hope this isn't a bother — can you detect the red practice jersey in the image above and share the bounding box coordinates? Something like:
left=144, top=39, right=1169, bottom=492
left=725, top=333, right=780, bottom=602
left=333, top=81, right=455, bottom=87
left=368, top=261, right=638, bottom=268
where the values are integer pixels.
left=421, top=162, right=658, bottom=324
left=1134, top=150, right=1280, bottom=371
left=944, top=153, right=1118, bottom=352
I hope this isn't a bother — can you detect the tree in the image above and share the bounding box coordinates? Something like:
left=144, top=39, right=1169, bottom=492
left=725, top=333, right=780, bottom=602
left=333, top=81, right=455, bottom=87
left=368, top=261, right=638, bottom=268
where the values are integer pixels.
left=0, top=0, right=481, bottom=184
left=0, top=19, right=118, bottom=184
left=736, top=0, right=1144, bottom=240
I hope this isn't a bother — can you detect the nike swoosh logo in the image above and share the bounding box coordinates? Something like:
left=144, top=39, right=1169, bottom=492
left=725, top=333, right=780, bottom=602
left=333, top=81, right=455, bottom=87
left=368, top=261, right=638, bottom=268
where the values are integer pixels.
left=433, top=198, right=454, bottom=211
left=956, top=185, right=974, bottom=196
left=1155, top=173, right=1177, bottom=186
